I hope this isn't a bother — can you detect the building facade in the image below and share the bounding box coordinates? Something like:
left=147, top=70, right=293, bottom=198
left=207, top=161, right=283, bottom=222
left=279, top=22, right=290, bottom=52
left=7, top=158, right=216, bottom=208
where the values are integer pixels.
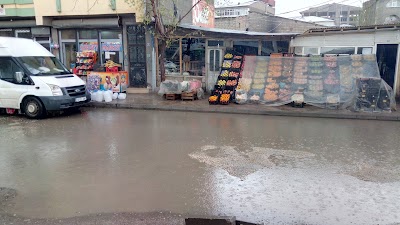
left=215, top=0, right=275, bottom=19
left=33, top=0, right=149, bottom=88
left=0, top=0, right=51, bottom=50
left=360, top=0, right=400, bottom=25
left=215, top=11, right=324, bottom=33
left=300, top=3, right=361, bottom=26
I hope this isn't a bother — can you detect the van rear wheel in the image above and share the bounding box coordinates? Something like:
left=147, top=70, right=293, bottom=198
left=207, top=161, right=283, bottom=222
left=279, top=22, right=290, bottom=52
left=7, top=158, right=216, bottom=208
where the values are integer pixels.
left=23, top=97, right=45, bottom=119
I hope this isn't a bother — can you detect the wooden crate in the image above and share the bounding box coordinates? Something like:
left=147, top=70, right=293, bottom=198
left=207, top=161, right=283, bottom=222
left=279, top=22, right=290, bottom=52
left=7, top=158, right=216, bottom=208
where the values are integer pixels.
left=165, top=94, right=180, bottom=100
left=181, top=91, right=197, bottom=101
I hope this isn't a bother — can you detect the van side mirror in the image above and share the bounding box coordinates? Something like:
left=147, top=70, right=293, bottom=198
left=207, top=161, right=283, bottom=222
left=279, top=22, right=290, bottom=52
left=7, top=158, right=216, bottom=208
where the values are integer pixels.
left=15, top=72, right=24, bottom=83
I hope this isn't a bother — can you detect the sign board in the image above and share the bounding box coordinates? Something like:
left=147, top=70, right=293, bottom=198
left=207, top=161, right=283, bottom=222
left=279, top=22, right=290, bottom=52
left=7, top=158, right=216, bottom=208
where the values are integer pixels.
left=192, top=0, right=215, bottom=28
left=101, top=42, right=122, bottom=52
left=0, top=8, right=5, bottom=16
left=79, top=42, right=98, bottom=51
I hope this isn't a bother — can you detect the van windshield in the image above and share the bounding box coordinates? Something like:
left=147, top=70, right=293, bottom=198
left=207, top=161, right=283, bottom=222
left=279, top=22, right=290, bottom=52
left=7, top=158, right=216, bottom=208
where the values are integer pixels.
left=19, top=56, right=70, bottom=75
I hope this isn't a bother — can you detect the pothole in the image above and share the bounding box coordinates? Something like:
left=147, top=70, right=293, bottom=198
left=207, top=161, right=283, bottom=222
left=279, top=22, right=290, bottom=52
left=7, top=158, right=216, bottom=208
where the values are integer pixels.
left=0, top=187, right=17, bottom=202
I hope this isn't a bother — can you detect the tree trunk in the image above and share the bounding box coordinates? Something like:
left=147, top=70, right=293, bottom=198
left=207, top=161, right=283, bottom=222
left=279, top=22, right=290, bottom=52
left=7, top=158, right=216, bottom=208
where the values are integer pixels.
left=158, top=40, right=167, bottom=82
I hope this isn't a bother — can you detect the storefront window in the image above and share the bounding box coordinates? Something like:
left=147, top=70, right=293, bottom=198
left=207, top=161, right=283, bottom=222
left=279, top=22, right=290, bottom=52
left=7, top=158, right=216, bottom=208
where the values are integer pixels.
left=261, top=41, right=274, bottom=56
left=62, top=43, right=77, bottom=70
left=277, top=41, right=289, bottom=53
left=182, top=38, right=205, bottom=76
left=60, top=29, right=124, bottom=72
left=61, top=30, right=76, bottom=39
left=101, top=31, right=120, bottom=39
left=261, top=41, right=290, bottom=55
left=321, top=47, right=355, bottom=55
left=357, top=47, right=373, bottom=55
left=0, top=29, right=13, bottom=37
left=233, top=41, right=259, bottom=55
left=294, top=47, right=303, bottom=55
left=304, top=47, right=319, bottom=55
left=165, top=39, right=180, bottom=74
left=79, top=30, right=98, bottom=39
left=100, top=31, right=122, bottom=65
left=16, top=29, right=32, bottom=39
left=208, top=40, right=224, bottom=47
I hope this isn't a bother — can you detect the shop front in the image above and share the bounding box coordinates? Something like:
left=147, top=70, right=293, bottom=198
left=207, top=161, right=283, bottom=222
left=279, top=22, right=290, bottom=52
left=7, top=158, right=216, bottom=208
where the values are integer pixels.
left=161, top=25, right=296, bottom=94
left=291, top=25, right=400, bottom=97
left=53, top=16, right=147, bottom=90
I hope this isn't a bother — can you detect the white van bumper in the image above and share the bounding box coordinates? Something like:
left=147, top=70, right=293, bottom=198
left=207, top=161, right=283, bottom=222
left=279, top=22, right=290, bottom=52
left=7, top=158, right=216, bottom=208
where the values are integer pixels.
left=38, top=94, right=91, bottom=111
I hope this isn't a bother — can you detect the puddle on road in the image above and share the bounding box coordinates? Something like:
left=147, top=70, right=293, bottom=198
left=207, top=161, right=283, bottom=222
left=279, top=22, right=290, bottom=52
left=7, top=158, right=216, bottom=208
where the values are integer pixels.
left=189, top=145, right=316, bottom=179
left=190, top=145, right=400, bottom=183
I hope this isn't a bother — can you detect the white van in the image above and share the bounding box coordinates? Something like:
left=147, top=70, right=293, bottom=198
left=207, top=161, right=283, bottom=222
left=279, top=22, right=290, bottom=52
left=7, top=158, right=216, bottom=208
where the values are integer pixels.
left=0, top=37, right=90, bottom=118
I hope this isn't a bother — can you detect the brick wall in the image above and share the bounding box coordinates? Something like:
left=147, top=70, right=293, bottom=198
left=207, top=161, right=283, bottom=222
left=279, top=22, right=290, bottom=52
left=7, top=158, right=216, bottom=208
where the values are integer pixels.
left=360, top=0, right=400, bottom=25
left=215, top=12, right=325, bottom=33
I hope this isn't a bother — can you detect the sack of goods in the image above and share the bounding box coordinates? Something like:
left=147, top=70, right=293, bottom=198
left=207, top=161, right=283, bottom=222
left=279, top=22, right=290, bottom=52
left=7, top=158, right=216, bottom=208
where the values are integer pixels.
left=118, top=93, right=127, bottom=100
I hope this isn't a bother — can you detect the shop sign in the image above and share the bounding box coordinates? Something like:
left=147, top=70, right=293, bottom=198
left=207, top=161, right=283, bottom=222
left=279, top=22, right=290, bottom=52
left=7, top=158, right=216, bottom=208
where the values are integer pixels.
left=192, top=0, right=215, bottom=28
left=80, top=42, right=98, bottom=51
left=102, top=42, right=122, bottom=52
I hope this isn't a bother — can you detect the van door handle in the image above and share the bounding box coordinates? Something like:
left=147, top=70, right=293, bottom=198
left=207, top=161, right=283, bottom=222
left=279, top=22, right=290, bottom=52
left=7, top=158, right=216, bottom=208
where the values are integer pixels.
left=35, top=87, right=40, bottom=89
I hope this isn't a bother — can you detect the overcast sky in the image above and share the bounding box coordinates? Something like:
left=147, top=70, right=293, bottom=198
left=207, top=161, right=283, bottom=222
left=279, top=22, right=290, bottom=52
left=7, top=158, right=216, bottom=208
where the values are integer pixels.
left=216, top=0, right=365, bottom=17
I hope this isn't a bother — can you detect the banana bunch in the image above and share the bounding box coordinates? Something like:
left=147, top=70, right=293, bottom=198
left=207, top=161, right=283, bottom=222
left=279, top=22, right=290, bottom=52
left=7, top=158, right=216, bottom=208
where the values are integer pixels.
left=104, top=60, right=122, bottom=68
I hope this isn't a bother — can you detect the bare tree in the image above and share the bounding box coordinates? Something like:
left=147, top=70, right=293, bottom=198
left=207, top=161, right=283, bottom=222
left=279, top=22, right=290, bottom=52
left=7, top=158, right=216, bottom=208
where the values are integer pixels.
left=126, top=0, right=230, bottom=82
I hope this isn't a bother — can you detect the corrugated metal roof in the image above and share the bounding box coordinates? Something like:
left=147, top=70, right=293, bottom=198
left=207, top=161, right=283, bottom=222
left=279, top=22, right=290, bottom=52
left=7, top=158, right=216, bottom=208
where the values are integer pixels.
left=304, top=23, right=400, bottom=34
left=179, top=24, right=299, bottom=36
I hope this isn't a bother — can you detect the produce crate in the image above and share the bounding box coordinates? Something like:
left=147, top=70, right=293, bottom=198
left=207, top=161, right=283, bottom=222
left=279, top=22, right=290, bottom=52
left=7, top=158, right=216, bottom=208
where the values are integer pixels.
left=165, top=93, right=181, bottom=100
left=181, top=91, right=197, bottom=101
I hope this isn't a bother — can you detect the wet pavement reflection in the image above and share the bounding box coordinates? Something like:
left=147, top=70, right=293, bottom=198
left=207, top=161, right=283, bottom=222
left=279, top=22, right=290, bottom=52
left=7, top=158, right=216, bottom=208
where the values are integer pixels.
left=0, top=109, right=399, bottom=225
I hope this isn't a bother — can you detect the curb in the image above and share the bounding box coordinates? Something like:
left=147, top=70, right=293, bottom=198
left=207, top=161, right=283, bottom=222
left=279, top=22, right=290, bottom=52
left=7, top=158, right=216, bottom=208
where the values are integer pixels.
left=86, top=102, right=400, bottom=121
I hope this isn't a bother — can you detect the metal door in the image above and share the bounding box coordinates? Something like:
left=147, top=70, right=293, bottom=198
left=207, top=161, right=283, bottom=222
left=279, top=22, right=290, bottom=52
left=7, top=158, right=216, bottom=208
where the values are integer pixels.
left=377, top=44, right=398, bottom=88
left=127, top=25, right=147, bottom=88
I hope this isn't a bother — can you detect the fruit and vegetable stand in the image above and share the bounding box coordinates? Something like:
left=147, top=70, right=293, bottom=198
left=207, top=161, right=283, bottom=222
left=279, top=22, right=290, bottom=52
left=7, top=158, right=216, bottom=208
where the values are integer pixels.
left=236, top=54, right=395, bottom=112
left=208, top=52, right=244, bottom=105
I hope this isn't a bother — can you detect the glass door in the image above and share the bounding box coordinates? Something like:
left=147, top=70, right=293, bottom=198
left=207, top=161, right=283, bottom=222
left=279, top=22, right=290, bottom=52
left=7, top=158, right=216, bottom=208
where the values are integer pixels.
left=207, top=48, right=224, bottom=91
left=62, top=42, right=77, bottom=71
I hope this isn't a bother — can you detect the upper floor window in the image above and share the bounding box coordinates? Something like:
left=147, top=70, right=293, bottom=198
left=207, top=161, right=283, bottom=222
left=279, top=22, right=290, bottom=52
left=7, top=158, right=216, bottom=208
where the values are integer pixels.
left=387, top=0, right=400, bottom=7
left=215, top=8, right=250, bottom=17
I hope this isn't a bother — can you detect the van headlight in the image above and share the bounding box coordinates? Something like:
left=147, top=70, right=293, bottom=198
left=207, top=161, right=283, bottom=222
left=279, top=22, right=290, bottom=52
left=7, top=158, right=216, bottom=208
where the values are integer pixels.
left=47, top=84, right=63, bottom=96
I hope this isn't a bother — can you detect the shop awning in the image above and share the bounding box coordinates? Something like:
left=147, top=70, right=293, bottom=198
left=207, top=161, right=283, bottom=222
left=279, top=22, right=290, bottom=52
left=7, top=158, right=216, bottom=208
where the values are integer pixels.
left=52, top=18, right=120, bottom=29
left=0, top=20, right=36, bottom=28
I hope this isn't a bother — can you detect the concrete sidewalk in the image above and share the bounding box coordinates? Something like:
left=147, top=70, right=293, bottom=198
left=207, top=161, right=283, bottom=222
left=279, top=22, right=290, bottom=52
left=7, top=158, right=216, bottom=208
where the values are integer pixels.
left=87, top=94, right=400, bottom=121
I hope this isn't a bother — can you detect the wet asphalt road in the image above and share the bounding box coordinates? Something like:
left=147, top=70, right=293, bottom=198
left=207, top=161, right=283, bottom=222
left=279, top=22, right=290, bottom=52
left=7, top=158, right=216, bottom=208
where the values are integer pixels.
left=0, top=108, right=400, bottom=225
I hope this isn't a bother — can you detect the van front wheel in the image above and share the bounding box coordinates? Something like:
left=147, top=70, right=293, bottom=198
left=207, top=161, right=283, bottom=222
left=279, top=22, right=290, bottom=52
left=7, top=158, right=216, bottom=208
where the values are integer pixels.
left=23, top=97, right=45, bottom=119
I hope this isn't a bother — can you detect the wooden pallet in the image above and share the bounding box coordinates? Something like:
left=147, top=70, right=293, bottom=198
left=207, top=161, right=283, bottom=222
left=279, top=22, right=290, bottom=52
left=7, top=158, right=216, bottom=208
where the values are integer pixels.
left=181, top=91, right=197, bottom=101
left=165, top=94, right=181, bottom=100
